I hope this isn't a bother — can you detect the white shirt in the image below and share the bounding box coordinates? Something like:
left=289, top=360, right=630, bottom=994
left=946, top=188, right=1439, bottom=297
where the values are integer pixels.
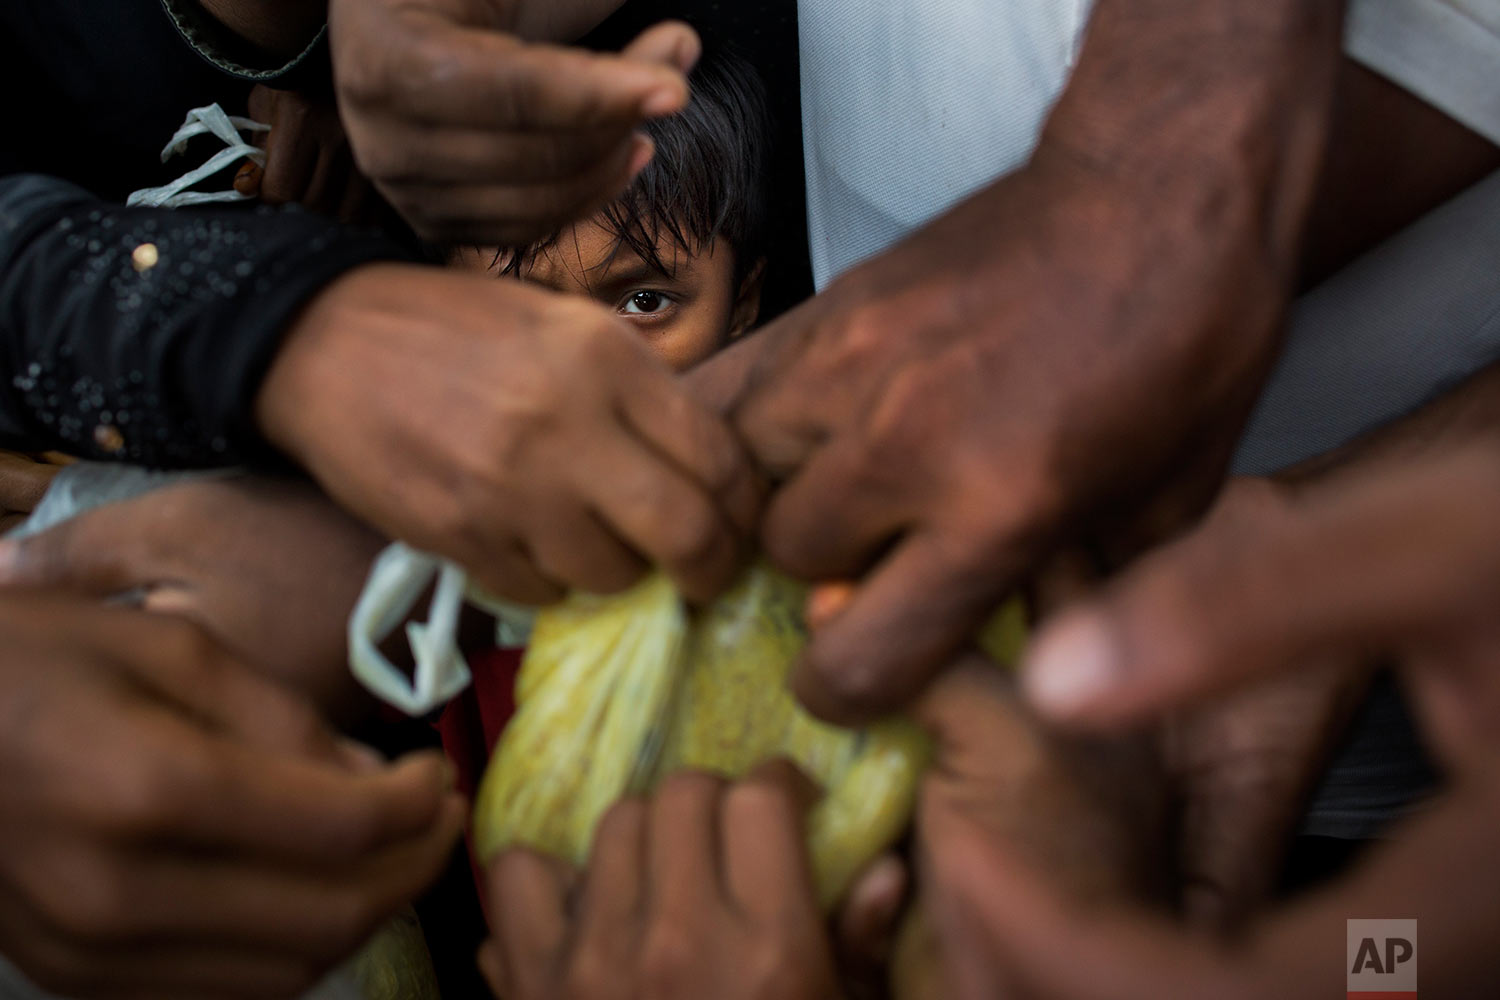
left=799, top=0, right=1500, bottom=288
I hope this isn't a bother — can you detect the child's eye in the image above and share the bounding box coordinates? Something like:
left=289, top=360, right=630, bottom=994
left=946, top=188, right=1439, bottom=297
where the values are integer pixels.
left=620, top=290, right=672, bottom=316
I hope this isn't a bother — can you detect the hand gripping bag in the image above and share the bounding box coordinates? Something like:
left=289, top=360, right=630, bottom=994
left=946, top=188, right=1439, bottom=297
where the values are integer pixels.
left=474, top=564, right=1028, bottom=907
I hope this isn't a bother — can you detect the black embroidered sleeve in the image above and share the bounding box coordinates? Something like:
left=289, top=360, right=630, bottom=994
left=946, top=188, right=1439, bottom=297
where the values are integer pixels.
left=0, top=174, right=416, bottom=467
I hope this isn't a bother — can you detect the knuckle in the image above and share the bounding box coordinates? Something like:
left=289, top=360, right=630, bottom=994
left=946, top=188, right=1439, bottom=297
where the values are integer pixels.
left=421, top=490, right=483, bottom=556
left=640, top=925, right=698, bottom=997
left=826, top=300, right=897, bottom=372
left=655, top=498, right=723, bottom=570
left=102, top=756, right=189, bottom=838
left=336, top=47, right=394, bottom=107
left=355, top=141, right=413, bottom=182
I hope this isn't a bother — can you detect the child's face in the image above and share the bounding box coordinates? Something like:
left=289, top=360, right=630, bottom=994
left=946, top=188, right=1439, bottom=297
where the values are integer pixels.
left=454, top=218, right=761, bottom=373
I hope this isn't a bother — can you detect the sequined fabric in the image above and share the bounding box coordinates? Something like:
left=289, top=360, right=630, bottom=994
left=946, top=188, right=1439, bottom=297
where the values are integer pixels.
left=0, top=174, right=413, bottom=466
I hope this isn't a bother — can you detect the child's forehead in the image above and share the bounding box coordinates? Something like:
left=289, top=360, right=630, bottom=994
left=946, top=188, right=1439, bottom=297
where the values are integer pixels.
left=527, top=218, right=720, bottom=286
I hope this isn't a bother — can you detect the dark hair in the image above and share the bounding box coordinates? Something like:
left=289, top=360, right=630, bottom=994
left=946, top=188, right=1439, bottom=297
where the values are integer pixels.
left=500, top=42, right=772, bottom=284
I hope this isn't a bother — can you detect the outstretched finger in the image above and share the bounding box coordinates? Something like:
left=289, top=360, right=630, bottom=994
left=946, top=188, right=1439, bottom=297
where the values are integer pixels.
left=384, top=28, right=691, bottom=130
left=1021, top=453, right=1500, bottom=728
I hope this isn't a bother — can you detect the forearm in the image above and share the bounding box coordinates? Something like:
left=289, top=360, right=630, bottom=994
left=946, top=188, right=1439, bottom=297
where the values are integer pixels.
left=1041, top=0, right=1346, bottom=280
left=0, top=174, right=413, bottom=466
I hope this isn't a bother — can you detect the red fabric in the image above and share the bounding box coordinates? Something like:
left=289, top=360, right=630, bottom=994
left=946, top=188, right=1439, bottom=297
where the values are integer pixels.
left=435, top=646, right=522, bottom=926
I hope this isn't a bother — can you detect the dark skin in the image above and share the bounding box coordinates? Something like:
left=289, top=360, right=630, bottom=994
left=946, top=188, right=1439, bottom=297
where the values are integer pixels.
left=0, top=593, right=464, bottom=1000
left=934, top=444, right=1500, bottom=1000
left=484, top=764, right=845, bottom=1000
left=0, top=451, right=58, bottom=534
left=1016, top=365, right=1500, bottom=927
left=238, top=85, right=376, bottom=224
left=255, top=264, right=762, bottom=608
left=327, top=0, right=699, bottom=245
left=483, top=659, right=1170, bottom=1000
left=688, top=0, right=1348, bottom=725
left=0, top=477, right=385, bottom=719
left=196, top=0, right=699, bottom=243
left=190, top=2, right=762, bottom=612
left=1302, top=61, right=1500, bottom=287
left=1024, top=359, right=1500, bottom=725
left=687, top=2, right=1500, bottom=726
left=486, top=437, right=1500, bottom=998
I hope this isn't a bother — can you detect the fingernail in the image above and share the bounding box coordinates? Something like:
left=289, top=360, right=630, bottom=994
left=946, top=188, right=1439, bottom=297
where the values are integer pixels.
left=0, top=541, right=18, bottom=581
left=1021, top=614, right=1120, bottom=717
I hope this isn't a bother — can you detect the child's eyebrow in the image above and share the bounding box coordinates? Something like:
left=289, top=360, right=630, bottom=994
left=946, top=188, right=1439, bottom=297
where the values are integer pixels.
left=593, top=257, right=678, bottom=293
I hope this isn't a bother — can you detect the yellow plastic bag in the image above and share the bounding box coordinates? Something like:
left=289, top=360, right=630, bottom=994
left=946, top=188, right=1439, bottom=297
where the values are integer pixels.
left=474, top=565, right=1028, bottom=908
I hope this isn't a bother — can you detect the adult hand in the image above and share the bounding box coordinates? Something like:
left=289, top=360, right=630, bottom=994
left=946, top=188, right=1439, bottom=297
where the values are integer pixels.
left=1021, top=452, right=1500, bottom=739
left=327, top=0, right=698, bottom=244
left=0, top=592, right=464, bottom=1000
left=922, top=773, right=1500, bottom=1000
left=1027, top=544, right=1368, bottom=929
left=256, top=264, right=760, bottom=606
left=699, top=149, right=1290, bottom=724
left=0, top=477, right=383, bottom=713
left=238, top=85, right=377, bottom=224
left=1161, top=656, right=1369, bottom=927
left=483, top=763, right=842, bottom=1000
left=688, top=0, right=1342, bottom=725
left=967, top=446, right=1500, bottom=998
left=913, top=656, right=1168, bottom=909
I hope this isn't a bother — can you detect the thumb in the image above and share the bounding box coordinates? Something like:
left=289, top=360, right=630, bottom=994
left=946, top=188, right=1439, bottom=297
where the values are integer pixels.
left=1021, top=453, right=1500, bottom=727
left=0, top=508, right=150, bottom=596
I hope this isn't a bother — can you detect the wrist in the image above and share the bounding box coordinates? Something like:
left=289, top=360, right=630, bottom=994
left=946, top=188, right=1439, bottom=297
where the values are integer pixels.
left=1038, top=0, right=1345, bottom=282
left=254, top=263, right=396, bottom=466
